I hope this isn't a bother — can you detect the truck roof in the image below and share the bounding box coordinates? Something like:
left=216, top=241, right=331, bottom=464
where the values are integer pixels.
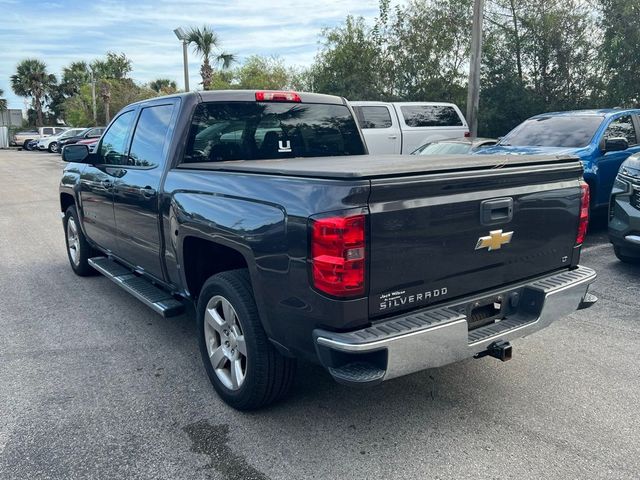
left=178, top=154, right=581, bottom=180
left=130, top=90, right=347, bottom=107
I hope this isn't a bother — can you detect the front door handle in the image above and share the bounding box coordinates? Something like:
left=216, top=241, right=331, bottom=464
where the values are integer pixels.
left=100, top=179, right=113, bottom=188
left=388, top=135, right=398, bottom=139
left=140, top=186, right=156, bottom=198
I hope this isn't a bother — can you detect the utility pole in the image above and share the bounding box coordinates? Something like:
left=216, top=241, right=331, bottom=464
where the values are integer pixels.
left=90, top=70, right=97, bottom=125
left=466, top=0, right=484, bottom=139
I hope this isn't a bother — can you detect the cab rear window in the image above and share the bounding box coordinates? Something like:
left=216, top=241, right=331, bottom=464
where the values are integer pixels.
left=400, top=105, right=463, bottom=127
left=182, top=102, right=365, bottom=163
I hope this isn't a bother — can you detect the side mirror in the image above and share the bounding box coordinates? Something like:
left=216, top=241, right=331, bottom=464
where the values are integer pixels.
left=604, top=137, right=629, bottom=152
left=62, top=144, right=91, bottom=163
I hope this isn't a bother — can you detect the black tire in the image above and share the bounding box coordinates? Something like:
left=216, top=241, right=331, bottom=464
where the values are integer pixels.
left=197, top=269, right=296, bottom=410
left=63, top=206, right=97, bottom=276
left=22, top=139, right=32, bottom=150
left=614, top=246, right=640, bottom=264
left=48, top=142, right=59, bottom=153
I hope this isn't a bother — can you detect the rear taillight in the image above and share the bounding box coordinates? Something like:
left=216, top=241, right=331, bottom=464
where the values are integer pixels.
left=255, top=91, right=301, bottom=102
left=310, top=214, right=366, bottom=297
left=576, top=182, right=590, bottom=245
left=464, top=131, right=471, bottom=138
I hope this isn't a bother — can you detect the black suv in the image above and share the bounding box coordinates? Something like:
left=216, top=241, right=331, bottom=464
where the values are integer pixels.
left=609, top=153, right=640, bottom=263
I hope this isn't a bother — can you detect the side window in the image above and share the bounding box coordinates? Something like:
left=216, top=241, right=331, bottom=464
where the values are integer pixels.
left=127, top=104, right=175, bottom=167
left=54, top=128, right=66, bottom=134
left=97, top=111, right=135, bottom=165
left=354, top=106, right=393, bottom=129
left=400, top=105, right=463, bottom=127
left=42, top=127, right=54, bottom=135
left=604, top=116, right=637, bottom=146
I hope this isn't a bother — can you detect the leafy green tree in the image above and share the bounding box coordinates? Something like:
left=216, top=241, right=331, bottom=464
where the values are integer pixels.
left=307, top=16, right=385, bottom=100
left=599, top=0, right=640, bottom=106
left=234, top=56, right=290, bottom=90
left=479, top=0, right=600, bottom=136
left=149, top=78, right=177, bottom=94
left=186, top=26, right=236, bottom=89
left=10, top=59, right=57, bottom=126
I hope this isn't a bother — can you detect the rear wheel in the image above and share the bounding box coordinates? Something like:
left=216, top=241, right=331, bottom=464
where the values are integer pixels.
left=22, top=139, right=32, bottom=150
left=63, top=206, right=96, bottom=276
left=49, top=142, right=59, bottom=153
left=197, top=269, right=296, bottom=410
left=614, top=246, right=640, bottom=264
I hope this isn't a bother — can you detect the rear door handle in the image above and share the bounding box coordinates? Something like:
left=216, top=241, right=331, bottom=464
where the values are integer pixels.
left=388, top=135, right=398, bottom=139
left=140, top=186, right=156, bottom=198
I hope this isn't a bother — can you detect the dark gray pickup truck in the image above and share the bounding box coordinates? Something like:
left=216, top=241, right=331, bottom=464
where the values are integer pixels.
left=59, top=90, right=596, bottom=409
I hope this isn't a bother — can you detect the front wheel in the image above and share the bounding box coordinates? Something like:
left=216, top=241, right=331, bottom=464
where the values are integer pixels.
left=49, top=142, right=59, bottom=153
left=63, top=206, right=96, bottom=276
left=197, top=270, right=296, bottom=410
left=614, top=246, right=640, bottom=264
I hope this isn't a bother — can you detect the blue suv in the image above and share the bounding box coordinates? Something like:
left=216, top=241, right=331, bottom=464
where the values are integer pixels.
left=476, top=109, right=640, bottom=210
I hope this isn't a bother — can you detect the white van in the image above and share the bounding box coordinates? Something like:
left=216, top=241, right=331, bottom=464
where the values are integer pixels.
left=350, top=101, right=468, bottom=154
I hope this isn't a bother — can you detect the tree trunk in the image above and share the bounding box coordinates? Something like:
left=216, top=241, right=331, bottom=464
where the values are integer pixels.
left=34, top=93, right=43, bottom=127
left=101, top=81, right=111, bottom=124
left=201, top=57, right=213, bottom=90
left=509, top=0, right=523, bottom=83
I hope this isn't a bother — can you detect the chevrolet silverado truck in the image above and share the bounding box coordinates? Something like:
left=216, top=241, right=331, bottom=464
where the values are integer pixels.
left=59, top=90, right=597, bottom=410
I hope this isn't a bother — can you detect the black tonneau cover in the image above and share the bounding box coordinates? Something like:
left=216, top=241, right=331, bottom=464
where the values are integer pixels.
left=177, top=154, right=581, bottom=179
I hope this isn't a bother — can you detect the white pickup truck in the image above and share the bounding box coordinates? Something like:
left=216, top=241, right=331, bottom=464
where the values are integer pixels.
left=350, top=101, right=468, bottom=154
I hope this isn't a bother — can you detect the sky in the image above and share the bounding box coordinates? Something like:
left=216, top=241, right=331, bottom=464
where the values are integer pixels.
left=0, top=0, right=386, bottom=111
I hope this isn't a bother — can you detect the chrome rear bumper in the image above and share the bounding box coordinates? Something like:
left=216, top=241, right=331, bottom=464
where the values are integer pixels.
left=314, top=266, right=596, bottom=385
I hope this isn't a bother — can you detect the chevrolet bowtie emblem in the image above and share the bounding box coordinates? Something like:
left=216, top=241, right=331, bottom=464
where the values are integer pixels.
left=475, top=229, right=513, bottom=251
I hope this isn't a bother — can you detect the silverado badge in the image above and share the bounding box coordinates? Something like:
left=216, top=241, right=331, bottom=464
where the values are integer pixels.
left=475, top=229, right=513, bottom=251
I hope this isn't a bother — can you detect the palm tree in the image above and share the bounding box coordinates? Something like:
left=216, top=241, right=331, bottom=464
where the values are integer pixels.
left=186, top=26, right=235, bottom=90
left=90, top=53, right=131, bottom=124
left=149, top=78, right=177, bottom=94
left=0, top=88, right=6, bottom=112
left=10, top=59, right=57, bottom=126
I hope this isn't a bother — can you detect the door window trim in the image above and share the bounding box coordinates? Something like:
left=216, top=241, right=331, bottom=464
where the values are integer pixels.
left=124, top=102, right=179, bottom=170
left=603, top=114, right=639, bottom=147
left=95, top=109, right=138, bottom=167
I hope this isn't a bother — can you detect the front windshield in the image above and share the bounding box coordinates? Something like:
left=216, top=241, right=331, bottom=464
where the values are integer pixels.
left=413, top=142, right=471, bottom=155
left=501, top=115, right=603, bottom=148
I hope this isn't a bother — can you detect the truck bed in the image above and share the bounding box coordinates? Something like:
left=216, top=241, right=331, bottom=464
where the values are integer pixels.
left=177, top=154, right=582, bottom=179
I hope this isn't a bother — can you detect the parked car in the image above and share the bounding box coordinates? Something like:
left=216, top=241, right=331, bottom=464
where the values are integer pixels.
left=37, top=128, right=87, bottom=153
left=26, top=139, right=39, bottom=151
left=412, top=137, right=497, bottom=155
left=475, top=109, right=640, bottom=212
left=58, top=126, right=105, bottom=152
left=12, top=127, right=67, bottom=149
left=76, top=136, right=99, bottom=153
left=59, top=90, right=596, bottom=410
left=350, top=101, right=469, bottom=154
left=609, top=153, right=640, bottom=263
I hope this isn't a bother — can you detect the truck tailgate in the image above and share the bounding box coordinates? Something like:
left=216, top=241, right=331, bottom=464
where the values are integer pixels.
left=368, top=159, right=584, bottom=317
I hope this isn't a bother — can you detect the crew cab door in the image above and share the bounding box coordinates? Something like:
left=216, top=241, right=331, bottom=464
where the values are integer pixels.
left=79, top=110, right=135, bottom=252
left=594, top=114, right=640, bottom=207
left=112, top=102, right=177, bottom=279
left=352, top=104, right=401, bottom=154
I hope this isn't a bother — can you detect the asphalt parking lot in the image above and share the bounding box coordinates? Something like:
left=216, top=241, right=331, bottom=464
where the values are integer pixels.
left=1, top=149, right=639, bottom=480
